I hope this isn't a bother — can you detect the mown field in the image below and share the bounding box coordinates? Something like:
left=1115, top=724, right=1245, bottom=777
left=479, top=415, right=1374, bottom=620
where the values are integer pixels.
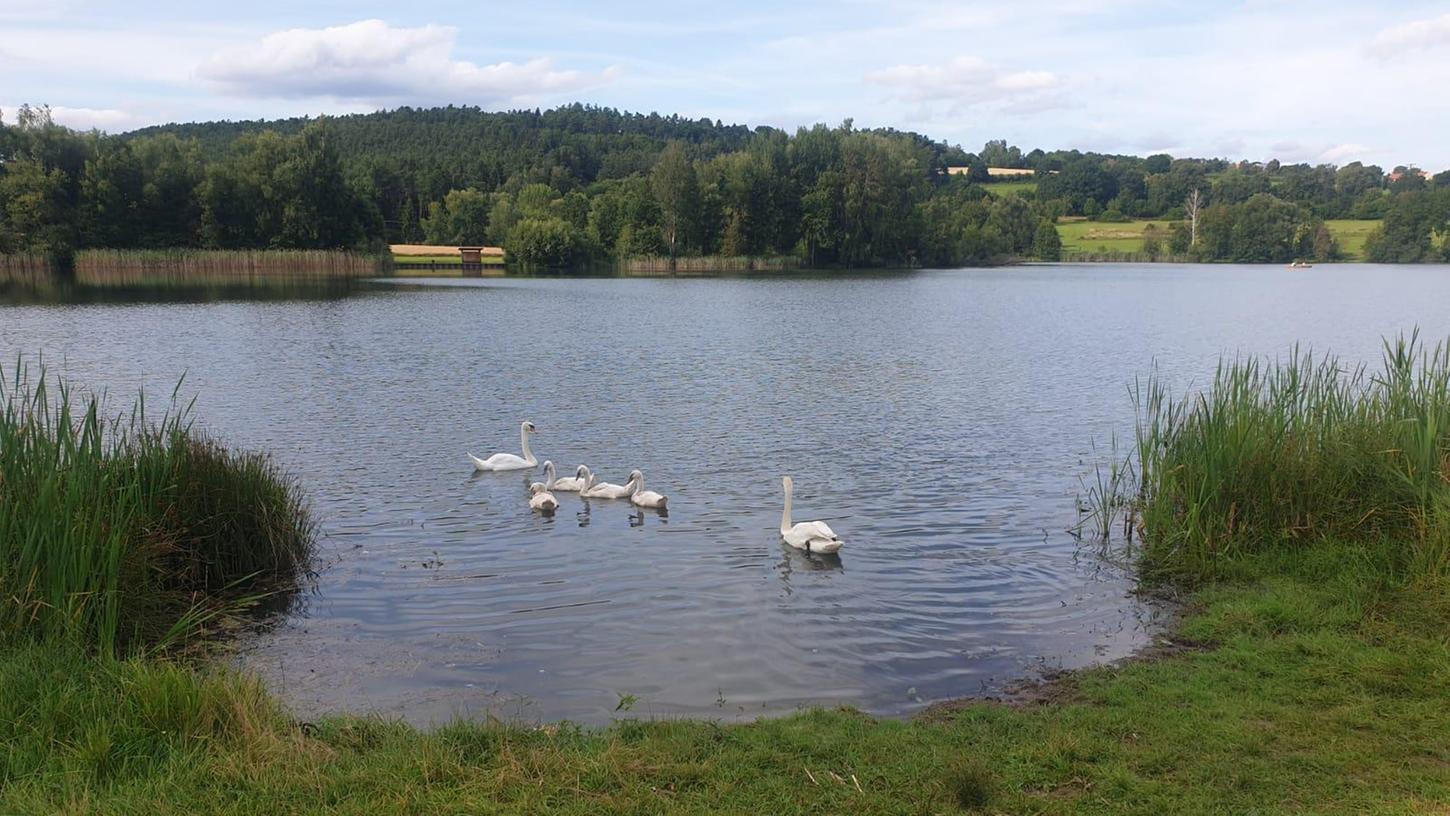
left=983, top=180, right=1037, bottom=197
left=1055, top=218, right=1178, bottom=255
left=1055, top=218, right=1382, bottom=260
left=1324, top=219, right=1380, bottom=260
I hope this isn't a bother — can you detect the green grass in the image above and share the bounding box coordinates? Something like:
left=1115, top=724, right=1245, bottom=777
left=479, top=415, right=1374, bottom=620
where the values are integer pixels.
left=3, top=340, right=1449, bottom=813
left=390, top=254, right=506, bottom=266
left=1056, top=218, right=1179, bottom=255
left=983, top=180, right=1037, bottom=197
left=0, top=363, right=314, bottom=655
left=1324, top=219, right=1380, bottom=261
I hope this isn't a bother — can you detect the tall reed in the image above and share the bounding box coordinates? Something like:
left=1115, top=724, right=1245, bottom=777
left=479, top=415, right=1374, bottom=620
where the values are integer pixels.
left=1123, top=332, right=1450, bottom=582
left=0, top=363, right=315, bottom=655
left=0, top=252, right=58, bottom=288
left=74, top=249, right=386, bottom=288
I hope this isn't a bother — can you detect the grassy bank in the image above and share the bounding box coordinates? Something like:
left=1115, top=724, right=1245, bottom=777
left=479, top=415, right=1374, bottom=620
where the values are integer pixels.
left=3, top=342, right=1448, bottom=813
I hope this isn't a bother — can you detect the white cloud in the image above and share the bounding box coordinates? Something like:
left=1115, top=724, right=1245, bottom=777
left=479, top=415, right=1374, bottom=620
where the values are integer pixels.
left=0, top=103, right=143, bottom=132
left=1320, top=143, right=1372, bottom=163
left=200, top=19, right=619, bottom=106
left=1368, top=13, right=1450, bottom=57
left=865, top=57, right=1061, bottom=111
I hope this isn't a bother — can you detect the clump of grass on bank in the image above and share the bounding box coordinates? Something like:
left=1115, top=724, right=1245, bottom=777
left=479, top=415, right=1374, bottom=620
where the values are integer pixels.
left=0, top=364, right=314, bottom=655
left=1120, top=332, right=1450, bottom=583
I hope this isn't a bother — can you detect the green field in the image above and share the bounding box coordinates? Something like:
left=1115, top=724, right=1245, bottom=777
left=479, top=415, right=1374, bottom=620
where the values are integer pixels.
left=1324, top=219, right=1379, bottom=260
left=391, top=254, right=506, bottom=266
left=983, top=180, right=1037, bottom=197
left=1056, top=218, right=1178, bottom=255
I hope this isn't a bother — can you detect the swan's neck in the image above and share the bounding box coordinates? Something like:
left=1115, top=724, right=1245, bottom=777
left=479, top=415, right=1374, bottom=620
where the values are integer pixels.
left=543, top=461, right=555, bottom=487
left=781, top=483, right=792, bottom=533
left=520, top=427, right=535, bottom=463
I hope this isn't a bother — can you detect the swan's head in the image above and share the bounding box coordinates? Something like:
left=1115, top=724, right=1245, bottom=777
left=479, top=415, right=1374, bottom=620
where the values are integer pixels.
left=522, top=421, right=537, bottom=434
left=628, top=469, right=643, bottom=484
left=529, top=483, right=547, bottom=495
left=782, top=475, right=793, bottom=491
left=575, top=465, right=589, bottom=478
left=541, top=459, right=554, bottom=471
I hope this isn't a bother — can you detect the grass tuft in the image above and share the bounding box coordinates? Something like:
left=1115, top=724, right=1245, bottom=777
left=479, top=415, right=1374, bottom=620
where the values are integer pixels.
left=0, top=361, right=315, bottom=656
left=1123, top=331, right=1450, bottom=583
left=944, top=757, right=995, bottom=811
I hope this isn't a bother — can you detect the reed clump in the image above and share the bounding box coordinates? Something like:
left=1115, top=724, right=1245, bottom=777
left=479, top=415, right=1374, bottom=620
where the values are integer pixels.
left=0, top=364, right=315, bottom=655
left=74, top=249, right=386, bottom=288
left=1121, top=331, right=1450, bottom=582
left=0, top=252, right=58, bottom=288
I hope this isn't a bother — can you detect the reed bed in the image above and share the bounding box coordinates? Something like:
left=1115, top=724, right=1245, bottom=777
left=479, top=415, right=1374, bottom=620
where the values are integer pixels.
left=0, top=252, right=58, bottom=288
left=0, top=364, right=315, bottom=655
left=620, top=255, right=800, bottom=275
left=1098, top=332, right=1450, bottom=582
left=74, top=249, right=388, bottom=288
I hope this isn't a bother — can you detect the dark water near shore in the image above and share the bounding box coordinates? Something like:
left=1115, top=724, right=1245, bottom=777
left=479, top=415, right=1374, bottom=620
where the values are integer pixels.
left=5, top=263, right=1449, bottom=725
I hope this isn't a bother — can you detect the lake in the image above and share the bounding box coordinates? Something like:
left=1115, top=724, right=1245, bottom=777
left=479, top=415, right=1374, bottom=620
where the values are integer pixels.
left=5, top=263, right=1448, bottom=724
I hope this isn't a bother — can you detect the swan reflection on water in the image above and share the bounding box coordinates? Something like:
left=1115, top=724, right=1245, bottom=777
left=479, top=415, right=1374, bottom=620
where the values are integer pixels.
left=628, top=506, right=669, bottom=527
left=776, top=544, right=844, bottom=595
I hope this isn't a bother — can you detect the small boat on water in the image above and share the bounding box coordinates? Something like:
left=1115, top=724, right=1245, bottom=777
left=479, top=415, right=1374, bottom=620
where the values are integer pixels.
left=1287, top=260, right=1313, bottom=269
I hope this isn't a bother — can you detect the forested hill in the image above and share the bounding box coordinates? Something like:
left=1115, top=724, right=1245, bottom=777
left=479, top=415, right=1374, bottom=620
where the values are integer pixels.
left=2, top=102, right=1448, bottom=267
left=127, top=105, right=775, bottom=187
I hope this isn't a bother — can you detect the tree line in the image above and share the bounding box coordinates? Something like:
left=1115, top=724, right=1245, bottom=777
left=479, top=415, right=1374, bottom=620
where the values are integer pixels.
left=1, top=102, right=1446, bottom=266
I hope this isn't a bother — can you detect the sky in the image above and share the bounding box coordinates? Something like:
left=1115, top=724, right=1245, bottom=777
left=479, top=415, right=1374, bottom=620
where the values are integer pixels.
left=3, top=1, right=1450, bottom=169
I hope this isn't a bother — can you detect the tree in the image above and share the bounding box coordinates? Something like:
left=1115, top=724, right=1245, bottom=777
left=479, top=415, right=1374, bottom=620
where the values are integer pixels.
left=1184, top=188, right=1204, bottom=246
left=506, top=217, right=595, bottom=268
left=650, top=141, right=699, bottom=258
left=422, top=188, right=491, bottom=245
left=1031, top=219, right=1061, bottom=261
left=1141, top=223, right=1162, bottom=260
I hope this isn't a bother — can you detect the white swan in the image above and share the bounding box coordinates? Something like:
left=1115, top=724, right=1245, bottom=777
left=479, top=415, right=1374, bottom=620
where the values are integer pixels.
left=581, top=470, right=635, bottom=500
left=627, top=469, right=668, bottom=509
left=543, top=461, right=589, bottom=492
left=780, top=476, right=842, bottom=554
left=468, top=421, right=538, bottom=471
left=528, top=482, right=559, bottom=511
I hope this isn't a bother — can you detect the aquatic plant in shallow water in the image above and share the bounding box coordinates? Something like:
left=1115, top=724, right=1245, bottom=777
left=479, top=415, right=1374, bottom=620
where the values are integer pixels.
left=0, top=362, right=316, bottom=655
left=1104, top=331, right=1450, bottom=583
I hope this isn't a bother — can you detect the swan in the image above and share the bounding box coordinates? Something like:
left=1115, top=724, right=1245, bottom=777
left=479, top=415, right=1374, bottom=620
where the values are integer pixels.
left=528, top=482, right=559, bottom=511
left=468, top=421, right=538, bottom=471
left=627, top=469, right=668, bottom=509
left=780, top=476, right=842, bottom=554
left=581, top=470, right=635, bottom=500
left=543, top=461, right=589, bottom=492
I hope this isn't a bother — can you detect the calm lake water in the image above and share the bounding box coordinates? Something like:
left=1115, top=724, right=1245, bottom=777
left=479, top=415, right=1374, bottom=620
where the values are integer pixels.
left=5, top=263, right=1449, bottom=724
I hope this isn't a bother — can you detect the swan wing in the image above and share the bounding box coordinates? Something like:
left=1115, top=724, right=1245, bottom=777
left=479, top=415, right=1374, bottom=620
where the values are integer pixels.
left=802, top=521, right=838, bottom=540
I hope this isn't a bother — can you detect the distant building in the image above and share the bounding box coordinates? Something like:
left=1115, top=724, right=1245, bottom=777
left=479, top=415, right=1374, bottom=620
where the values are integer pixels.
left=1387, top=168, right=1431, bottom=183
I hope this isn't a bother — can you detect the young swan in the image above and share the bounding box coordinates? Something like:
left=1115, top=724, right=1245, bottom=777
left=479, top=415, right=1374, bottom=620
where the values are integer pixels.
left=528, top=482, right=559, bottom=511
left=543, top=461, right=589, bottom=492
left=580, top=470, right=634, bottom=499
left=780, top=476, right=842, bottom=554
left=469, top=421, right=538, bottom=472
left=627, top=469, right=668, bottom=509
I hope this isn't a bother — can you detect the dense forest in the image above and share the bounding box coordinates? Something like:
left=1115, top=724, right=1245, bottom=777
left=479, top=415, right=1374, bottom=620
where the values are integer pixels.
left=2, top=102, right=1448, bottom=267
